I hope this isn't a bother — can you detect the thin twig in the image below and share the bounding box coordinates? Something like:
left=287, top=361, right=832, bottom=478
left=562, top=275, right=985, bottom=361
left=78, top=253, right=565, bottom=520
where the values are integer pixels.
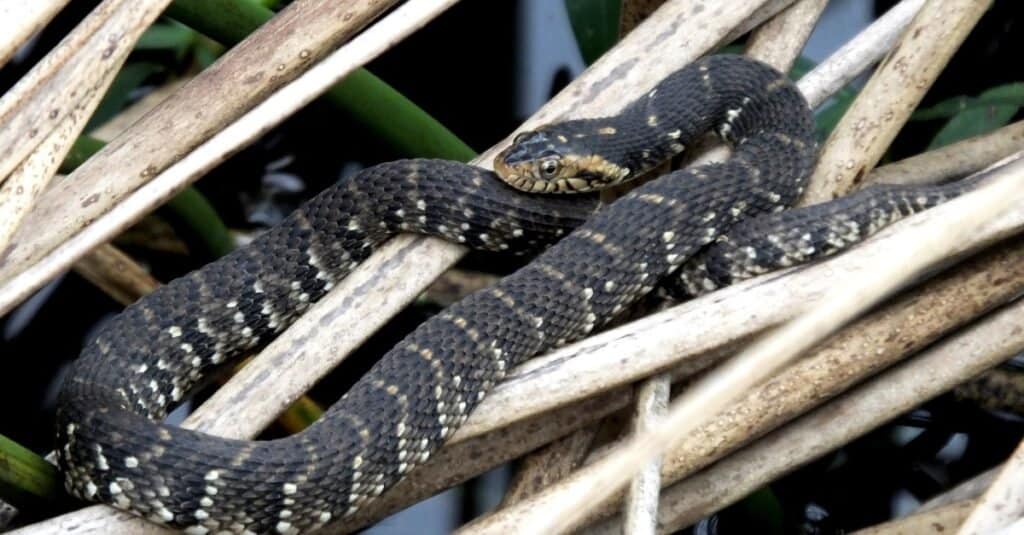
left=869, top=120, right=1024, bottom=186
left=797, top=0, right=926, bottom=109
left=623, top=376, right=669, bottom=535
left=72, top=244, right=159, bottom=305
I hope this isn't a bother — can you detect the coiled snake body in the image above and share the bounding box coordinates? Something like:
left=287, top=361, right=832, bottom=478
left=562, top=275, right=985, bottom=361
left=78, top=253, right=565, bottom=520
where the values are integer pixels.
left=56, top=55, right=974, bottom=534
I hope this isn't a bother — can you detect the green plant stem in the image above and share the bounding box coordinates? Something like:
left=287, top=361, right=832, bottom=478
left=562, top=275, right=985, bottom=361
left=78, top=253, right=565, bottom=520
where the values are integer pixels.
left=166, top=0, right=476, bottom=161
left=0, top=434, right=61, bottom=510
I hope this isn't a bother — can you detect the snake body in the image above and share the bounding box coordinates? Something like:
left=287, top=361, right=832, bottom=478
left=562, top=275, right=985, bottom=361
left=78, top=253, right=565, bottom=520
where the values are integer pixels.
left=55, top=55, right=973, bottom=534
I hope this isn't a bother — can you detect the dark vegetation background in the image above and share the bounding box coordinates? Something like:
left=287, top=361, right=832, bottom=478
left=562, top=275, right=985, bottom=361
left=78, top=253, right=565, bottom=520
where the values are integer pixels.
left=1, top=1, right=1023, bottom=533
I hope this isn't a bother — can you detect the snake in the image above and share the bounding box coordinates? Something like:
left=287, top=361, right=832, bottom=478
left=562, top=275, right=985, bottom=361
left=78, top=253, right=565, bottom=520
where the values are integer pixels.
left=54, top=54, right=979, bottom=534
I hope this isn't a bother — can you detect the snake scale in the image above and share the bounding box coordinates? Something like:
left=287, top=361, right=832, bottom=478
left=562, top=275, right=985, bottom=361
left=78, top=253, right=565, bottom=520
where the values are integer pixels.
left=55, top=55, right=977, bottom=534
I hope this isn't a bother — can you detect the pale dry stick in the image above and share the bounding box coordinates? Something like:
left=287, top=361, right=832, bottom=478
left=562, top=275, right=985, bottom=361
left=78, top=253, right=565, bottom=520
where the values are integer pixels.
left=0, top=0, right=463, bottom=317
left=623, top=375, right=669, bottom=535
left=642, top=296, right=1024, bottom=533
left=0, top=0, right=70, bottom=68
left=851, top=500, right=975, bottom=534
left=0, top=0, right=401, bottom=285
left=800, top=0, right=993, bottom=204
left=620, top=1, right=829, bottom=525
left=89, top=77, right=191, bottom=142
left=869, top=120, right=1024, bottom=187
left=744, top=0, right=828, bottom=70
left=0, top=28, right=125, bottom=257
left=992, top=516, right=1024, bottom=535
left=797, top=0, right=926, bottom=108
left=0, top=0, right=117, bottom=124
left=498, top=427, right=601, bottom=506
left=73, top=244, right=159, bottom=306
left=0, top=0, right=170, bottom=185
left=570, top=233, right=1024, bottom=526
left=477, top=155, right=1024, bottom=535
left=918, top=467, right=1000, bottom=512
left=958, top=436, right=1024, bottom=533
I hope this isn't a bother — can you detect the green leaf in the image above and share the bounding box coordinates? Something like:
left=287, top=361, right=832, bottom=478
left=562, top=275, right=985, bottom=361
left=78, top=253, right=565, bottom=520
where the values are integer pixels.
left=135, top=20, right=197, bottom=60
left=85, top=62, right=165, bottom=131
left=565, top=0, right=621, bottom=65
left=0, top=434, right=62, bottom=509
left=167, top=0, right=274, bottom=48
left=924, top=83, right=1024, bottom=150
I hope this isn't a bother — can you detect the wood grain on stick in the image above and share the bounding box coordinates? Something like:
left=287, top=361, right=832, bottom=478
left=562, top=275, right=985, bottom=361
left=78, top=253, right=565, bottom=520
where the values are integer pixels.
left=801, top=0, right=993, bottom=204
left=0, top=0, right=399, bottom=285
left=0, top=0, right=71, bottom=68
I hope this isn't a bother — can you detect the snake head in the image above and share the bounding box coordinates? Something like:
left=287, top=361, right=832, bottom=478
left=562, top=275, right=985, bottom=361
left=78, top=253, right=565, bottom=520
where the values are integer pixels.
left=494, top=126, right=631, bottom=193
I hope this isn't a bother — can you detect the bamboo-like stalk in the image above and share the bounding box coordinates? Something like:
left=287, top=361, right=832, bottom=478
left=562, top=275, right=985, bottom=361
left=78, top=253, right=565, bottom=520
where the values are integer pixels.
left=579, top=292, right=1024, bottom=533
left=72, top=244, right=159, bottom=305
left=651, top=298, right=1024, bottom=533
left=564, top=231, right=1024, bottom=526
left=744, top=0, right=827, bottom=71
left=800, top=0, right=993, bottom=204
left=851, top=500, right=975, bottom=534
left=0, top=0, right=169, bottom=254
left=957, top=438, right=1024, bottom=533
left=797, top=0, right=926, bottom=108
left=0, top=0, right=71, bottom=69
left=869, top=120, right=1024, bottom=186
left=498, top=427, right=600, bottom=506
left=0, top=0, right=400, bottom=287
left=623, top=376, right=669, bottom=535
left=0, top=0, right=170, bottom=185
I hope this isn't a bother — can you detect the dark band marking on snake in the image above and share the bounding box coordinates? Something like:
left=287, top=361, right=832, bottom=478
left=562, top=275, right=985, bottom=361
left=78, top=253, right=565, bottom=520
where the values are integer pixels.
left=56, top=55, right=975, bottom=534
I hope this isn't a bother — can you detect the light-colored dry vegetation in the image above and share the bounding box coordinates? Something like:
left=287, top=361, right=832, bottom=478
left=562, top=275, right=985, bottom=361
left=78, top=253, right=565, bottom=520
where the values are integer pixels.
left=2, top=1, right=1021, bottom=534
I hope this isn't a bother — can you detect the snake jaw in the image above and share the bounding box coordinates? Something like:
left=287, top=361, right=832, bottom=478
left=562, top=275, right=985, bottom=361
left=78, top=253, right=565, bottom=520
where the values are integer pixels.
left=494, top=131, right=631, bottom=194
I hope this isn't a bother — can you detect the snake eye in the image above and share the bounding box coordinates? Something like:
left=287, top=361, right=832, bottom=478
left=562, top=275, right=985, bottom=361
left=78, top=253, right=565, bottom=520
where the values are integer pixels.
left=539, top=159, right=561, bottom=178
left=513, top=131, right=532, bottom=144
